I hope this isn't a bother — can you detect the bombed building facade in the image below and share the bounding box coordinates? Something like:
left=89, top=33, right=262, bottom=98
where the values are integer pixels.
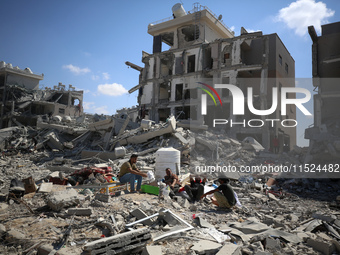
left=128, top=4, right=296, bottom=151
left=306, top=21, right=340, bottom=162
left=0, top=61, right=84, bottom=129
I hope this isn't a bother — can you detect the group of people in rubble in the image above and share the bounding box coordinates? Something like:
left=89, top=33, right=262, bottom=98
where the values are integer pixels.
left=118, top=154, right=237, bottom=209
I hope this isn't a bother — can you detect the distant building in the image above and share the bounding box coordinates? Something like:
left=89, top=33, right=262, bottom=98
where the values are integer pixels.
left=0, top=61, right=83, bottom=128
left=127, top=4, right=296, bottom=150
left=306, top=22, right=340, bottom=162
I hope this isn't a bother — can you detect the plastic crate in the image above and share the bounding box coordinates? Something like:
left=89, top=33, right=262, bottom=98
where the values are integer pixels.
left=141, top=185, right=159, bottom=195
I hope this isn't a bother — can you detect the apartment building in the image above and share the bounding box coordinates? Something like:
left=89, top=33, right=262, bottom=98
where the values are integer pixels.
left=128, top=4, right=296, bottom=150
left=306, top=22, right=340, bottom=162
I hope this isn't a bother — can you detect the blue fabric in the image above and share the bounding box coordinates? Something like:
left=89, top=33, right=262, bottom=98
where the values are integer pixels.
left=119, top=173, right=142, bottom=191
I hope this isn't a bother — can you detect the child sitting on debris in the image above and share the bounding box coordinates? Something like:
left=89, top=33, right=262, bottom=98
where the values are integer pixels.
left=184, top=176, right=206, bottom=202
left=201, top=178, right=236, bottom=209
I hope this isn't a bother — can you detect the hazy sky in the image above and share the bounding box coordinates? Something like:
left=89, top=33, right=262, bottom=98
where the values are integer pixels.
left=1, top=0, right=339, bottom=146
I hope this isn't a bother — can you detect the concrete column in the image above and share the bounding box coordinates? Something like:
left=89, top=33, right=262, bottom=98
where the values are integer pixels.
left=260, top=36, right=270, bottom=149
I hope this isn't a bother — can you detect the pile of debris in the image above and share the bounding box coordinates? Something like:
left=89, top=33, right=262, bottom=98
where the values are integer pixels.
left=1, top=166, right=340, bottom=254
left=0, top=114, right=339, bottom=254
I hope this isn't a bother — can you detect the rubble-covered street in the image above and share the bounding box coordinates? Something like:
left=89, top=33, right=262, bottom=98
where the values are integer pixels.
left=0, top=114, right=339, bottom=255
left=1, top=1, right=340, bottom=254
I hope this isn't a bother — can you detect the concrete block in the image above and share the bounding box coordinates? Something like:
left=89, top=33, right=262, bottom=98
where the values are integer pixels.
left=191, top=240, right=222, bottom=254
left=312, top=213, right=336, bottom=223
left=216, top=243, right=241, bottom=255
left=95, top=193, right=110, bottom=203
left=195, top=217, right=214, bottom=229
left=39, top=182, right=53, bottom=193
left=130, top=208, right=154, bottom=226
left=265, top=237, right=281, bottom=250
left=307, top=238, right=335, bottom=255
left=67, top=208, right=92, bottom=216
left=47, top=188, right=81, bottom=212
left=160, top=210, right=180, bottom=227
left=171, top=201, right=182, bottom=210
left=173, top=132, right=188, bottom=144
left=141, top=202, right=152, bottom=212
left=142, top=245, right=162, bottom=255
left=84, top=228, right=151, bottom=255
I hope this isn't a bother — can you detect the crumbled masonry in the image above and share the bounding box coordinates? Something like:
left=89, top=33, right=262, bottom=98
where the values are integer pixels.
left=1, top=4, right=340, bottom=255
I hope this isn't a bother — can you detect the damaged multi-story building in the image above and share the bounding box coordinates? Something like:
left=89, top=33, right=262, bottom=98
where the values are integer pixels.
left=127, top=4, right=296, bottom=151
left=305, top=22, right=340, bottom=162
left=0, top=61, right=84, bottom=128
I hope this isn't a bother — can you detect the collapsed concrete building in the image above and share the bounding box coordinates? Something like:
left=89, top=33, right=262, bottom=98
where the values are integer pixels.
left=306, top=22, right=340, bottom=162
left=0, top=61, right=83, bottom=129
left=127, top=3, right=296, bottom=151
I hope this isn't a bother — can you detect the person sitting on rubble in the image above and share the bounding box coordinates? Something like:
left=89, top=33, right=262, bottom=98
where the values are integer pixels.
left=164, top=168, right=181, bottom=199
left=118, top=154, right=147, bottom=193
left=201, top=178, right=236, bottom=209
left=59, top=172, right=83, bottom=186
left=184, top=176, right=206, bottom=202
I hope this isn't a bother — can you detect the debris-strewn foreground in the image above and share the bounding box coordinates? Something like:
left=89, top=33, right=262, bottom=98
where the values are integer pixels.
left=0, top=115, right=339, bottom=255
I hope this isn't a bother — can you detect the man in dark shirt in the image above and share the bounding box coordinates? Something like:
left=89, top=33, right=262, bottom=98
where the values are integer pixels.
left=201, top=178, right=236, bottom=208
left=184, top=176, right=206, bottom=202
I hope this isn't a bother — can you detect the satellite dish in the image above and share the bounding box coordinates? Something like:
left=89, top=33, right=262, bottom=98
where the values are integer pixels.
left=218, top=14, right=222, bottom=20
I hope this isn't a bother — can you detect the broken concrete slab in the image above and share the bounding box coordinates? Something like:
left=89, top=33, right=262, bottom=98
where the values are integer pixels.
left=191, top=240, right=222, bottom=254
left=195, top=136, right=218, bottom=151
left=130, top=208, right=155, bottom=226
left=307, top=238, right=335, bottom=255
left=141, top=245, right=162, bottom=255
left=6, top=229, right=26, bottom=245
left=265, top=237, right=281, bottom=251
left=47, top=188, right=82, bottom=212
left=216, top=243, right=241, bottom=255
left=38, top=182, right=53, bottom=193
left=242, top=137, right=265, bottom=152
left=195, top=217, right=215, bottom=229
left=173, top=132, right=189, bottom=144
left=312, top=213, right=336, bottom=223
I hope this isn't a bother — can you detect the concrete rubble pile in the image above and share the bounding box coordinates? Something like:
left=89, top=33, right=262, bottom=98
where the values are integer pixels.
left=0, top=115, right=339, bottom=254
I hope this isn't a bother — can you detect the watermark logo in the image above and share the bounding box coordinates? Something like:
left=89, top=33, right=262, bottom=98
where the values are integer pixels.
left=199, top=83, right=312, bottom=127
left=197, top=82, right=222, bottom=115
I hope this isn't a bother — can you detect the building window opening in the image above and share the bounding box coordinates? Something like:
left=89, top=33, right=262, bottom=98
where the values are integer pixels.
left=159, top=83, right=170, bottom=100
left=175, top=84, right=183, bottom=100
left=279, top=55, right=282, bottom=65
left=181, top=25, right=199, bottom=42
left=224, top=53, right=230, bottom=63
left=187, top=55, right=195, bottom=73
left=203, top=48, right=213, bottom=70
